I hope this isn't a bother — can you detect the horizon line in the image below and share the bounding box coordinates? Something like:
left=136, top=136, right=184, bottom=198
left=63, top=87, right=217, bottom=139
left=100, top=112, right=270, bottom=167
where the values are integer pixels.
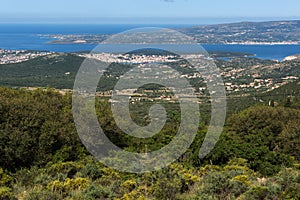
left=0, top=16, right=300, bottom=25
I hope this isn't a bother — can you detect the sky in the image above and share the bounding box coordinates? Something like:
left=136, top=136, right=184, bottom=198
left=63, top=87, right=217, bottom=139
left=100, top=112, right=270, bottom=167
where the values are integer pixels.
left=0, top=0, right=300, bottom=24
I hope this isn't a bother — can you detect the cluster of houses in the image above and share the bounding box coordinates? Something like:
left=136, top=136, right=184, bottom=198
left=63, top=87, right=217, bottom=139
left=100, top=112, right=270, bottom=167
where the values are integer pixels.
left=79, top=53, right=179, bottom=64
left=0, top=49, right=52, bottom=64
left=221, top=68, right=298, bottom=93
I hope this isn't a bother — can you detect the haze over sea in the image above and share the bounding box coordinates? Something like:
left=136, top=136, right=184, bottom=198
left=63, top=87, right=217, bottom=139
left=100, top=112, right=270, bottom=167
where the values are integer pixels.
left=1, top=24, right=300, bottom=61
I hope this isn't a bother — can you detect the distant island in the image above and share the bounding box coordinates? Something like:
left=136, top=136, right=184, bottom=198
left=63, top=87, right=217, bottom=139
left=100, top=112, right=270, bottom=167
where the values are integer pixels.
left=38, top=34, right=109, bottom=44
left=38, top=20, right=300, bottom=45
left=181, top=20, right=300, bottom=44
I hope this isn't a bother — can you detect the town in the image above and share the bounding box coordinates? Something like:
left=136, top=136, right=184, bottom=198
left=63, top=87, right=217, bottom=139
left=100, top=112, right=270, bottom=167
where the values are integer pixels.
left=0, top=49, right=52, bottom=64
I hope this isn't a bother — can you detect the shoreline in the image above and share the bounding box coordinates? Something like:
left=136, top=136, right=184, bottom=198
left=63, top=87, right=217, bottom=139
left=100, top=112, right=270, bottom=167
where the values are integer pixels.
left=202, top=42, right=300, bottom=45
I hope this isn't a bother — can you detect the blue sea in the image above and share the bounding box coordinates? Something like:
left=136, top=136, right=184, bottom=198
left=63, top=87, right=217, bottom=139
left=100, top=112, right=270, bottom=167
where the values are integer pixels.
left=1, top=24, right=300, bottom=61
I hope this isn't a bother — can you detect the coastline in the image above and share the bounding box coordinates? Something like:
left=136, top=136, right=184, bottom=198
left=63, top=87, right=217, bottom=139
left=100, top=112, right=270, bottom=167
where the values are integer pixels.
left=44, top=36, right=300, bottom=46
left=222, top=41, right=300, bottom=45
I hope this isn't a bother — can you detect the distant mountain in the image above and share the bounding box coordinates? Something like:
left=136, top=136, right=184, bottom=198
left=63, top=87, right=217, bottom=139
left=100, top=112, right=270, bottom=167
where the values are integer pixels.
left=180, top=20, right=300, bottom=44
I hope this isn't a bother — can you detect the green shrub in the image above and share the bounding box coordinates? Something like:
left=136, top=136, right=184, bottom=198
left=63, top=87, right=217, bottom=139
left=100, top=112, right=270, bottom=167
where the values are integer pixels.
left=0, top=187, right=17, bottom=200
left=47, top=162, right=84, bottom=178
left=24, top=188, right=61, bottom=200
left=81, top=184, right=111, bottom=199
left=243, top=186, right=268, bottom=199
left=0, top=169, right=13, bottom=187
left=80, top=163, right=102, bottom=180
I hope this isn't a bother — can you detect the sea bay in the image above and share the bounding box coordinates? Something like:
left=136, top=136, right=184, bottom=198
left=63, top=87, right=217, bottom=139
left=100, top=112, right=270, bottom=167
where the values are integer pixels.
left=0, top=24, right=300, bottom=61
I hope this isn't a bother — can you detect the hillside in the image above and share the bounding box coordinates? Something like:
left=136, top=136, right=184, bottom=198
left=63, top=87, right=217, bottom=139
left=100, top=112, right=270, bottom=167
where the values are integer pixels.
left=0, top=53, right=83, bottom=89
left=0, top=52, right=300, bottom=114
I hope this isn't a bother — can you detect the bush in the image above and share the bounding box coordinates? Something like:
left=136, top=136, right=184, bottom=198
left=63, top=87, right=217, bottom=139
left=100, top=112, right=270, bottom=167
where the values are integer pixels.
left=47, top=177, right=90, bottom=197
left=242, top=186, right=269, bottom=199
left=81, top=184, right=111, bottom=200
left=0, top=187, right=17, bottom=200
left=0, top=169, right=13, bottom=188
left=275, top=168, right=300, bottom=199
left=47, top=162, right=84, bottom=178
left=23, top=188, right=61, bottom=200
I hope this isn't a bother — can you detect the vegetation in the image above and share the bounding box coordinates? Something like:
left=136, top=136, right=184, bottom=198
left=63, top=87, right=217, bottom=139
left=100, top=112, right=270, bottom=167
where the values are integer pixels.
left=0, top=54, right=83, bottom=89
left=0, top=87, right=299, bottom=199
